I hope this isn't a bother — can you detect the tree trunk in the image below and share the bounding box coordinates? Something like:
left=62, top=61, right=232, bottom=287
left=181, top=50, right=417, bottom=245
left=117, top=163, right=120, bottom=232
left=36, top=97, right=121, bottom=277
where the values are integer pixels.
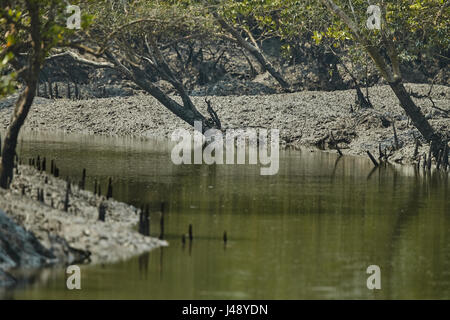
left=213, top=13, right=291, bottom=92
left=0, top=84, right=37, bottom=188
left=321, top=0, right=445, bottom=157
left=389, top=80, right=443, bottom=155
left=104, top=50, right=211, bottom=132
left=132, top=69, right=208, bottom=128
left=0, top=0, right=41, bottom=189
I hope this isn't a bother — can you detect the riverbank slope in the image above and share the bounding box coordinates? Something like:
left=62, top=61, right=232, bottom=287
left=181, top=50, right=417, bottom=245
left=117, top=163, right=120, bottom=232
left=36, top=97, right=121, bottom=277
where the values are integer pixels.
left=0, top=165, right=166, bottom=288
left=1, top=83, right=448, bottom=163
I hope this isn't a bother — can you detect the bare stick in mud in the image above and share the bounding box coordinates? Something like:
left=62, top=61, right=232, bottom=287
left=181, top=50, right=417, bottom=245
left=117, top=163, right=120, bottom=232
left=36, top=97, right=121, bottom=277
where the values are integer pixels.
left=138, top=205, right=150, bottom=236
left=64, top=180, right=70, bottom=212
left=80, top=169, right=86, bottom=190
left=443, top=143, right=449, bottom=171
left=67, top=82, right=71, bottom=99
left=106, top=177, right=112, bottom=199
left=427, top=143, right=433, bottom=170
left=48, top=79, right=53, bottom=99
left=74, top=83, right=79, bottom=100
left=379, top=143, right=384, bottom=160
left=366, top=151, right=379, bottom=167
left=393, top=122, right=400, bottom=150
left=43, top=82, right=47, bottom=98
left=144, top=205, right=150, bottom=236
left=138, top=207, right=144, bottom=235
left=414, top=139, right=420, bottom=159
left=98, top=202, right=106, bottom=222
left=436, top=150, right=442, bottom=170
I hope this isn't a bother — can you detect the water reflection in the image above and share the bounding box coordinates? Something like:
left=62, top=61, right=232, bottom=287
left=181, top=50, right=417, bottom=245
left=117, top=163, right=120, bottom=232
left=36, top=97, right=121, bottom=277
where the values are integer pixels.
left=138, top=253, right=149, bottom=280
left=1, top=131, right=449, bottom=299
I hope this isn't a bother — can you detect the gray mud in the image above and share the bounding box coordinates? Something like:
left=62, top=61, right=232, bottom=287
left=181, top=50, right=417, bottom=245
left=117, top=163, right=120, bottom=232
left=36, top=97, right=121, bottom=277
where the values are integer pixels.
left=1, top=83, right=448, bottom=163
left=0, top=165, right=167, bottom=287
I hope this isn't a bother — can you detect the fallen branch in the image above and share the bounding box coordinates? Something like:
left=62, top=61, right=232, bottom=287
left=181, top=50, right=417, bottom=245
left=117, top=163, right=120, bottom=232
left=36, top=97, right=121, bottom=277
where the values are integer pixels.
left=46, top=51, right=114, bottom=68
left=366, top=150, right=379, bottom=167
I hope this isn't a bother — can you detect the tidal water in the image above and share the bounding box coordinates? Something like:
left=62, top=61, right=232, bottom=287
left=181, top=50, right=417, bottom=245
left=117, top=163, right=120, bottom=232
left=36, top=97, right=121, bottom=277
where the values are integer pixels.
left=2, top=131, right=449, bottom=299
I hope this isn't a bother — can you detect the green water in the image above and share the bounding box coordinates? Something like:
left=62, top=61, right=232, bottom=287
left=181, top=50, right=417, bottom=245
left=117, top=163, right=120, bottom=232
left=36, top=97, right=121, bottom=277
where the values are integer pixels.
left=2, top=132, right=450, bottom=299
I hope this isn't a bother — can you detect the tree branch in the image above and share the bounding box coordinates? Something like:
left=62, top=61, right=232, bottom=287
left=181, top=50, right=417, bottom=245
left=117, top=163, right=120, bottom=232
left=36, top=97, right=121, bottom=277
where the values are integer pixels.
left=321, top=0, right=395, bottom=82
left=45, top=51, right=114, bottom=68
left=211, top=11, right=291, bottom=91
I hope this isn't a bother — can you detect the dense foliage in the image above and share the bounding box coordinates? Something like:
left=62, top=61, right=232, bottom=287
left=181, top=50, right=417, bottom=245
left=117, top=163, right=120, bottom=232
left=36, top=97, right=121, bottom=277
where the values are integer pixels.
left=0, top=0, right=91, bottom=97
left=214, top=0, right=448, bottom=68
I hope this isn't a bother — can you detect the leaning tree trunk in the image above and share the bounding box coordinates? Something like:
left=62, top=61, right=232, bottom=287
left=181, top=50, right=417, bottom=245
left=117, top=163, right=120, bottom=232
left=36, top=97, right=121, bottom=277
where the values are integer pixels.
left=0, top=78, right=38, bottom=188
left=389, top=80, right=444, bottom=155
left=104, top=47, right=217, bottom=133
left=0, top=0, right=42, bottom=189
left=321, top=0, right=446, bottom=157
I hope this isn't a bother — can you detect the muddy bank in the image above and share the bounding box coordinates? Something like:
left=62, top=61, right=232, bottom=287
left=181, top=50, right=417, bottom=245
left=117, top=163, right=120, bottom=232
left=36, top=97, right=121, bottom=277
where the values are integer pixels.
left=0, top=165, right=167, bottom=287
left=0, top=208, right=56, bottom=288
left=0, top=83, right=449, bottom=163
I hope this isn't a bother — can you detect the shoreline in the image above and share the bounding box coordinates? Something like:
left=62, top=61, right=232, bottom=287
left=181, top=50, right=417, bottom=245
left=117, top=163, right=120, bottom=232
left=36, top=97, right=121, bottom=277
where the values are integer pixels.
left=0, top=165, right=167, bottom=288
left=1, top=83, right=448, bottom=164
left=0, top=82, right=448, bottom=287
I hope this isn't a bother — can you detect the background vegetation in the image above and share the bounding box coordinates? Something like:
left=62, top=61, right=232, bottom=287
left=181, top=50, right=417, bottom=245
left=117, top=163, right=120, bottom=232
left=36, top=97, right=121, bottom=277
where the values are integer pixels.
left=0, top=0, right=448, bottom=189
